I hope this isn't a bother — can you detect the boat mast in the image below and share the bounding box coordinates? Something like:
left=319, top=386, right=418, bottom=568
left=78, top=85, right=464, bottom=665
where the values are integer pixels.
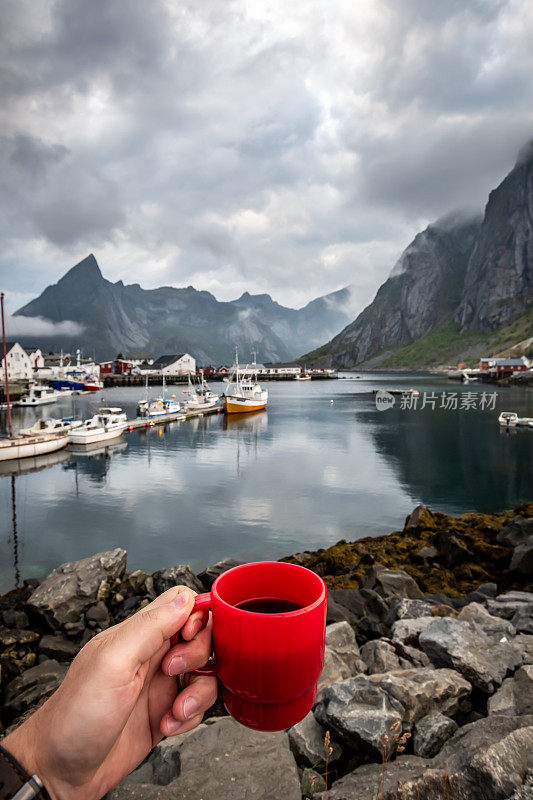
left=1, top=292, right=13, bottom=437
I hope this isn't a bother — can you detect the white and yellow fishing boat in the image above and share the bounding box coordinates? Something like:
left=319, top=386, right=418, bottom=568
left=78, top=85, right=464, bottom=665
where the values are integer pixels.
left=223, top=350, right=268, bottom=414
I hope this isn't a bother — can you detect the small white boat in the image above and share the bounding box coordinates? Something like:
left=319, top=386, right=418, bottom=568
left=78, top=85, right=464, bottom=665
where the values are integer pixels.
left=498, top=412, right=519, bottom=427
left=295, top=373, right=311, bottom=381
left=138, top=376, right=181, bottom=417
left=68, top=407, right=127, bottom=445
left=0, top=433, right=69, bottom=462
left=16, top=384, right=62, bottom=406
left=18, top=417, right=82, bottom=437
left=223, top=350, right=268, bottom=414
left=184, top=371, right=218, bottom=411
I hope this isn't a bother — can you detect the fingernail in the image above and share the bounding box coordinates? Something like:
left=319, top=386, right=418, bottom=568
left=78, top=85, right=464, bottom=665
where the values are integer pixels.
left=166, top=714, right=182, bottom=734
left=183, top=696, right=199, bottom=719
left=169, top=592, right=189, bottom=609
left=167, top=655, right=186, bottom=676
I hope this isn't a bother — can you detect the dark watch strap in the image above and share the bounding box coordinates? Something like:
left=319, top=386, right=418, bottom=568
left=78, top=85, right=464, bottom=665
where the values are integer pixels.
left=0, top=745, right=51, bottom=800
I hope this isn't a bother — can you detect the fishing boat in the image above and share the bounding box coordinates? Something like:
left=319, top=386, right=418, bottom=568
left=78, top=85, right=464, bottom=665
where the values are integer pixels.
left=184, top=371, right=218, bottom=411
left=16, top=383, right=62, bottom=406
left=18, top=417, right=82, bottom=436
left=0, top=293, right=69, bottom=462
left=223, top=350, right=268, bottom=414
left=295, top=372, right=311, bottom=381
left=138, top=376, right=181, bottom=417
left=68, top=407, right=128, bottom=445
left=83, top=374, right=103, bottom=391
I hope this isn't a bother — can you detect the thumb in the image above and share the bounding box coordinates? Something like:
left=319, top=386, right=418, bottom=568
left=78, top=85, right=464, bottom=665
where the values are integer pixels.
left=108, top=588, right=196, bottom=672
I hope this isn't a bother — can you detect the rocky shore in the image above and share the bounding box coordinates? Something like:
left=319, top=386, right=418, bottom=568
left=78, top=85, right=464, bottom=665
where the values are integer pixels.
left=1, top=502, right=532, bottom=800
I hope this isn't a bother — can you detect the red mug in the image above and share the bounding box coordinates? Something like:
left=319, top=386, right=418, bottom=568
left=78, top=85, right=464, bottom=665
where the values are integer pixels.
left=186, top=561, right=327, bottom=731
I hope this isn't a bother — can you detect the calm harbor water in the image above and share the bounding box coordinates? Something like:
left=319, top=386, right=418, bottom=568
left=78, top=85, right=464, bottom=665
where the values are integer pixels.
left=1, top=374, right=532, bottom=591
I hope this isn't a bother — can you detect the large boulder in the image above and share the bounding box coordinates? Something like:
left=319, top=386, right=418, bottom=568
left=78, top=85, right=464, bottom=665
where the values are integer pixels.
left=38, top=634, right=80, bottom=661
left=28, top=549, right=127, bottom=634
left=151, top=566, right=203, bottom=595
left=458, top=602, right=516, bottom=639
left=322, top=716, right=533, bottom=800
left=111, top=717, right=301, bottom=800
left=4, top=659, right=68, bottom=714
left=317, top=756, right=431, bottom=800
left=413, top=712, right=458, bottom=757
left=419, top=617, right=522, bottom=692
left=197, top=558, right=244, bottom=590
left=368, top=668, right=471, bottom=725
left=314, top=676, right=405, bottom=760
left=288, top=711, right=343, bottom=767
left=488, top=678, right=517, bottom=715
left=364, top=566, right=424, bottom=600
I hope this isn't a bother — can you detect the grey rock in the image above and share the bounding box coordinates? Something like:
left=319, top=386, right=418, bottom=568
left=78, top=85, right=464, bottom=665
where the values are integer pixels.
left=314, top=676, right=405, bottom=760
left=324, top=715, right=533, bottom=800
left=317, top=647, right=353, bottom=699
left=288, top=711, right=343, bottom=767
left=111, top=716, right=301, bottom=800
left=86, top=600, right=110, bottom=629
left=458, top=602, right=516, bottom=639
left=325, top=621, right=366, bottom=675
left=28, top=549, right=127, bottom=633
left=391, top=616, right=434, bottom=643
left=487, top=591, right=533, bottom=620
left=514, top=634, right=533, bottom=664
left=414, top=545, right=438, bottom=561
left=413, top=712, right=458, bottom=757
left=38, top=634, right=80, bottom=661
left=368, top=668, right=471, bottom=725
left=386, top=597, right=433, bottom=624
left=1, top=609, right=29, bottom=629
left=4, top=659, right=68, bottom=713
left=497, top=516, right=533, bottom=547
left=515, top=666, right=533, bottom=715
left=360, top=639, right=410, bottom=673
left=489, top=678, right=517, bottom=715
left=510, top=536, right=533, bottom=575
left=434, top=528, right=472, bottom=567
left=401, top=643, right=431, bottom=668
left=404, top=504, right=431, bottom=529
left=364, top=566, right=424, bottom=599
left=318, top=756, right=431, bottom=800
left=301, top=767, right=326, bottom=797
left=419, top=617, right=522, bottom=692
left=197, top=558, right=244, bottom=590
left=504, top=769, right=533, bottom=800
left=512, top=610, right=533, bottom=635
left=152, top=566, right=203, bottom=595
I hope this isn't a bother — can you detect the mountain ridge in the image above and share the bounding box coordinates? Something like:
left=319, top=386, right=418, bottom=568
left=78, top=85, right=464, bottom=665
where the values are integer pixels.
left=14, top=257, right=352, bottom=364
left=305, top=140, right=533, bottom=369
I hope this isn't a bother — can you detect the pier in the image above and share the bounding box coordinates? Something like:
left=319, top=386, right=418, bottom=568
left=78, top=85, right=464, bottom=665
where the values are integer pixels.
left=125, top=405, right=223, bottom=430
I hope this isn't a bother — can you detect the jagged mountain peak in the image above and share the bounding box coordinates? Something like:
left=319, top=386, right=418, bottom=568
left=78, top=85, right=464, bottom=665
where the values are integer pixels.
left=60, top=254, right=103, bottom=284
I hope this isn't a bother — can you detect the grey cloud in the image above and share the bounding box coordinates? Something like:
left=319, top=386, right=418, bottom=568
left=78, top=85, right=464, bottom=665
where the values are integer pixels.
left=0, top=0, right=532, bottom=316
left=7, top=315, right=84, bottom=337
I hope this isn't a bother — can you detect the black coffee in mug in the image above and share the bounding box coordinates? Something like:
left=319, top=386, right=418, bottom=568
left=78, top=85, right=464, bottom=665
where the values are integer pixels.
left=235, top=597, right=302, bottom=614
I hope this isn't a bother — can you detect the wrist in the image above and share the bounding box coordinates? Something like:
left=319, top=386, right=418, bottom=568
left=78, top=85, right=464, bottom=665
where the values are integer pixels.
left=3, top=718, right=57, bottom=800
left=0, top=733, right=51, bottom=800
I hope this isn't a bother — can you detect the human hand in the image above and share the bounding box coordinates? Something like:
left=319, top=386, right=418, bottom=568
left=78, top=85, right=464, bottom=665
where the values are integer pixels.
left=3, top=586, right=217, bottom=800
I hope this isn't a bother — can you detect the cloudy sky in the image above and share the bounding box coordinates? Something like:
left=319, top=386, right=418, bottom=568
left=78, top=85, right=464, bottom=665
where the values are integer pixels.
left=1, top=0, right=532, bottom=321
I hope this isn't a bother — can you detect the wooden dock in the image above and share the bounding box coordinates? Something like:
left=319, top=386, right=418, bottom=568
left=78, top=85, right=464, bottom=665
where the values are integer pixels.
left=125, top=405, right=223, bottom=430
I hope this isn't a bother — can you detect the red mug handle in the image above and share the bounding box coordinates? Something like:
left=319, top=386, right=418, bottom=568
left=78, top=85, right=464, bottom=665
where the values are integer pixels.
left=170, top=592, right=217, bottom=677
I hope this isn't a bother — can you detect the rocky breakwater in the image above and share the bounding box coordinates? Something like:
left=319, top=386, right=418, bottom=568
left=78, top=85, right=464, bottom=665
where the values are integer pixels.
left=0, top=503, right=532, bottom=799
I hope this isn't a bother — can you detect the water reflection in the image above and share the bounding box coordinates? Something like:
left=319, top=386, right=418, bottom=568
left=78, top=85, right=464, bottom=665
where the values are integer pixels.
left=1, top=377, right=531, bottom=591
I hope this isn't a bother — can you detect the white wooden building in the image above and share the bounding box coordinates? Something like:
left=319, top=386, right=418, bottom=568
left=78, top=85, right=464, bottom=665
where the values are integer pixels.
left=150, top=353, right=196, bottom=376
left=1, top=342, right=34, bottom=381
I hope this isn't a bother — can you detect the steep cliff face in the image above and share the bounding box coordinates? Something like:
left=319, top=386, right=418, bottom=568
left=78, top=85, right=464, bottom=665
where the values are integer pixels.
left=14, top=256, right=351, bottom=363
left=319, top=215, right=481, bottom=368
left=456, top=141, right=533, bottom=332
